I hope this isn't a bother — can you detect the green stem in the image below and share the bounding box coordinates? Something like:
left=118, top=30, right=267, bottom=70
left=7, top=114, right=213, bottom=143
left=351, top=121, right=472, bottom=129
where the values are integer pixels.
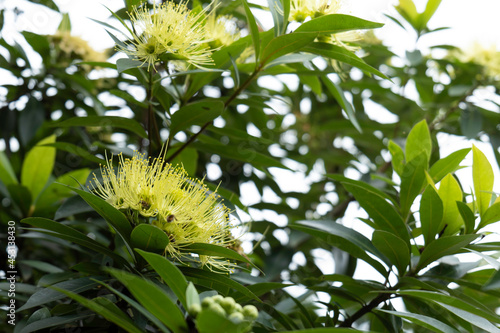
left=147, top=70, right=162, bottom=157
left=166, top=65, right=263, bottom=163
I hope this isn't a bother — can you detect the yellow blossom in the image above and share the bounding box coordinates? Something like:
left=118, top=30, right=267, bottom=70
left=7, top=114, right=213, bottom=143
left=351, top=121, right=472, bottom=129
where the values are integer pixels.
left=89, top=151, right=235, bottom=273
left=205, top=13, right=240, bottom=48
left=290, top=0, right=341, bottom=22
left=119, top=1, right=213, bottom=70
left=49, top=32, right=107, bottom=64
left=460, top=43, right=500, bottom=79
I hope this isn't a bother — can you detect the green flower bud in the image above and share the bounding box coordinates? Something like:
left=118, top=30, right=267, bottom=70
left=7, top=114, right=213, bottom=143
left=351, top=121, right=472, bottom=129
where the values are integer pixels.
left=208, top=303, right=226, bottom=317
left=242, top=305, right=259, bottom=320
left=188, top=303, right=201, bottom=317
left=233, top=303, right=243, bottom=313
left=228, top=311, right=245, bottom=323
left=212, top=295, right=224, bottom=303
left=220, top=297, right=236, bottom=313
left=201, top=297, right=214, bottom=309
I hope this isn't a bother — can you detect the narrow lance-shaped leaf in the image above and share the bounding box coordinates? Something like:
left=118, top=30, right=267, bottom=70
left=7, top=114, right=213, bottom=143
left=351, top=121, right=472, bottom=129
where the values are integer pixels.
left=372, top=230, right=410, bottom=275
left=406, top=119, right=431, bottom=165
left=400, top=152, right=427, bottom=220
left=321, top=76, right=361, bottom=133
left=420, top=185, right=443, bottom=245
left=241, top=0, right=260, bottom=64
left=472, top=145, right=494, bottom=217
left=388, top=140, right=405, bottom=176
left=429, top=148, right=470, bottom=183
left=437, top=174, right=463, bottom=236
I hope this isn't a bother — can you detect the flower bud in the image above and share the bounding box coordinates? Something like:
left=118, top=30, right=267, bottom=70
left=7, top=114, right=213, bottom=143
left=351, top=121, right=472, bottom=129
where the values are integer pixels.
left=242, top=305, right=259, bottom=320
left=188, top=303, right=201, bottom=317
left=220, top=297, right=236, bottom=313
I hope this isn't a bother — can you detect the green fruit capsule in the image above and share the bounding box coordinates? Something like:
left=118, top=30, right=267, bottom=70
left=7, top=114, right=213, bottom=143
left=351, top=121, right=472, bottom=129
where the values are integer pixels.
left=242, top=305, right=259, bottom=320
left=228, top=311, right=245, bottom=323
left=220, top=297, right=236, bottom=313
left=188, top=303, right=201, bottom=317
left=208, top=303, right=226, bottom=317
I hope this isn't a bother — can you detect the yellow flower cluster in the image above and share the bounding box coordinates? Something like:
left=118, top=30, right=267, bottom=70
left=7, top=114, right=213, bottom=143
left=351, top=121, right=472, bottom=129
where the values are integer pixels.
left=205, top=13, right=241, bottom=48
left=49, top=32, right=107, bottom=63
left=290, top=0, right=341, bottom=22
left=120, top=1, right=213, bottom=70
left=89, top=152, right=235, bottom=272
left=461, top=44, right=500, bottom=79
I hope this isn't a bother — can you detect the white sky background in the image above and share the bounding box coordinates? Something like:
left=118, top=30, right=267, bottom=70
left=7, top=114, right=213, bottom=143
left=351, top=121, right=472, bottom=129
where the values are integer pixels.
left=2, top=0, right=500, bottom=283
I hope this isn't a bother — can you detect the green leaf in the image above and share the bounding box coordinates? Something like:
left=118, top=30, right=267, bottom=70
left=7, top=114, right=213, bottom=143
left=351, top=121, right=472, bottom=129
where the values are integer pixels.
left=397, top=290, right=500, bottom=329
left=456, top=201, right=476, bottom=234
left=292, top=220, right=389, bottom=277
left=43, top=142, right=106, bottom=165
left=8, top=184, right=32, bottom=216
left=169, top=100, right=224, bottom=136
left=22, top=217, right=130, bottom=268
left=18, top=97, right=44, bottom=147
left=461, top=105, right=483, bottom=139
left=303, top=43, right=389, bottom=80
left=21, top=135, right=56, bottom=200
left=135, top=249, right=188, bottom=309
left=429, top=148, right=470, bottom=183
left=260, top=33, right=316, bottom=65
left=36, top=168, right=91, bottom=209
left=0, top=149, right=17, bottom=185
left=51, top=287, right=143, bottom=333
left=372, top=230, right=410, bottom=275
left=108, top=268, right=188, bottom=333
left=109, top=89, right=148, bottom=108
left=180, top=267, right=261, bottom=302
left=437, top=174, right=463, bottom=236
left=400, top=152, right=427, bottom=219
left=72, top=187, right=132, bottom=240
left=18, top=277, right=102, bottom=311
left=420, top=185, right=443, bottom=245
left=184, top=243, right=254, bottom=267
left=131, top=224, right=170, bottom=252
left=388, top=140, right=405, bottom=176
left=419, top=0, right=443, bottom=29
left=116, top=58, right=144, bottom=73
left=341, top=181, right=409, bottom=245
left=395, top=0, right=419, bottom=28
left=267, top=0, right=286, bottom=37
left=295, top=13, right=383, bottom=34
left=406, top=119, right=431, bottom=165
left=186, top=282, right=200, bottom=309
left=416, top=234, right=480, bottom=271
left=241, top=0, right=260, bottom=64
left=96, top=279, right=170, bottom=333
left=57, top=13, right=71, bottom=32
left=480, top=201, right=500, bottom=229
left=20, top=314, right=92, bottom=333
left=54, top=195, right=93, bottom=220
left=196, top=308, right=252, bottom=333
left=472, top=145, right=494, bottom=217
left=19, top=260, right=64, bottom=274
left=321, top=76, right=361, bottom=133
left=282, top=329, right=373, bottom=333
left=51, top=116, right=147, bottom=138
left=376, top=309, right=460, bottom=333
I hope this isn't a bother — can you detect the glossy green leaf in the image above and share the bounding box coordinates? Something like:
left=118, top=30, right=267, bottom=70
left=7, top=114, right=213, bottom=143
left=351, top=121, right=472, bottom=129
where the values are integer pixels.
left=480, top=201, right=500, bottom=229
left=54, top=195, right=93, bottom=220
left=97, top=279, right=170, bottom=333
left=180, top=267, right=261, bottom=302
left=437, top=174, right=463, bottom=236
left=376, top=309, right=460, bottom=333
left=20, top=314, right=92, bottom=333
left=303, top=43, right=389, bottom=80
left=457, top=201, right=476, bottom=234
left=429, top=148, right=470, bottom=183
left=260, top=33, right=316, bottom=65
left=169, top=146, right=198, bottom=176
left=130, top=224, right=170, bottom=252
left=400, top=152, right=427, bottom=219
left=21, top=134, right=56, bottom=200
left=135, top=249, right=188, bottom=309
left=43, top=142, right=106, bottom=165
left=18, top=277, right=101, bottom=311
left=292, top=220, right=389, bottom=277
left=267, top=0, right=286, bottom=36
left=18, top=97, right=44, bottom=146
left=397, top=290, right=500, bottom=328
left=372, top=230, right=410, bottom=275
left=184, top=243, right=254, bottom=266
left=51, top=287, right=143, bottom=333
left=420, top=185, right=443, bottom=245
left=108, top=268, right=188, bottom=333
left=283, top=329, right=372, bottom=333
left=395, top=0, right=419, bottom=28
left=36, top=168, right=91, bottom=208
left=72, top=188, right=132, bottom=240
left=0, top=150, right=17, bottom=185
left=169, top=100, right=224, bottom=136
left=388, top=140, right=405, bottom=176
left=416, top=234, right=480, bottom=271
left=57, top=13, right=71, bottom=32
left=241, top=0, right=260, bottom=63
left=196, top=308, right=252, bottom=333
left=473, top=145, right=494, bottom=217
left=8, top=184, right=32, bottom=216
left=22, top=217, right=130, bottom=267
left=406, top=120, right=431, bottom=164
left=321, top=76, right=361, bottom=132
left=51, top=116, right=147, bottom=138
left=186, top=282, right=200, bottom=309
left=295, top=13, right=383, bottom=34
left=419, top=0, right=443, bottom=29
left=116, top=58, right=144, bottom=73
left=342, top=181, right=409, bottom=245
